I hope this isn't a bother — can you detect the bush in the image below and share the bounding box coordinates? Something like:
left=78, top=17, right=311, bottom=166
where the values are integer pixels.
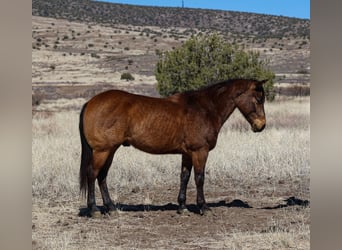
left=155, top=34, right=275, bottom=101
left=32, top=93, right=45, bottom=106
left=90, top=53, right=100, bottom=59
left=121, top=72, right=135, bottom=81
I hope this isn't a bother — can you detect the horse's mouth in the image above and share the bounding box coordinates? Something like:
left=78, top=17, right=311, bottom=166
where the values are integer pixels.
left=252, top=119, right=266, bottom=132
left=252, top=125, right=265, bottom=132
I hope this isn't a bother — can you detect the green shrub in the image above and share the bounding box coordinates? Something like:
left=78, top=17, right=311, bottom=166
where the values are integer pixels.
left=120, top=72, right=135, bottom=81
left=90, top=53, right=100, bottom=59
left=155, top=34, right=275, bottom=101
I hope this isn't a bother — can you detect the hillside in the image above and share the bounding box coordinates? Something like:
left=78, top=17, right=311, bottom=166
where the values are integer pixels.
left=32, top=0, right=310, bottom=105
left=32, top=0, right=309, bottom=39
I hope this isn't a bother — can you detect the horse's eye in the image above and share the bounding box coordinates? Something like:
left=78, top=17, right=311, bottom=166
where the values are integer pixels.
left=255, top=96, right=262, bottom=104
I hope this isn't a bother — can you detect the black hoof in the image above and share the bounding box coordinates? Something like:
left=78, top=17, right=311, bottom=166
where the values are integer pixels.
left=177, top=207, right=190, bottom=215
left=199, top=205, right=211, bottom=216
left=102, top=202, right=118, bottom=217
left=105, top=203, right=117, bottom=213
left=88, top=205, right=102, bottom=218
left=91, top=210, right=102, bottom=218
left=177, top=204, right=190, bottom=215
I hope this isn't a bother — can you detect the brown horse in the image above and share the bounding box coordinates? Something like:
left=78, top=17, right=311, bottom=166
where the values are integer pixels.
left=79, top=79, right=267, bottom=217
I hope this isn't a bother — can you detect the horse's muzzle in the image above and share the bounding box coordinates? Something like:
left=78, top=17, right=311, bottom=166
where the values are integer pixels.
left=252, top=118, right=266, bottom=132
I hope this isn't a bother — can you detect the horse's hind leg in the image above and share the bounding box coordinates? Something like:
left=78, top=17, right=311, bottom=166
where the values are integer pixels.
left=97, top=147, right=119, bottom=214
left=87, top=171, right=101, bottom=217
left=87, top=149, right=112, bottom=217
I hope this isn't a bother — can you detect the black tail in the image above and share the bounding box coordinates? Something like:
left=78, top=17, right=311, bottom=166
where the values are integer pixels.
left=79, top=102, right=92, bottom=197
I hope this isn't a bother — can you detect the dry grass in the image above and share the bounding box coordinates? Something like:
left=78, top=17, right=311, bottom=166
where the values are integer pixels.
left=32, top=97, right=309, bottom=200
left=32, top=97, right=310, bottom=249
left=220, top=222, right=310, bottom=249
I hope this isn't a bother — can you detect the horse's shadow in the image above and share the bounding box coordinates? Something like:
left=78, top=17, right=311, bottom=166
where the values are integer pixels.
left=78, top=196, right=309, bottom=217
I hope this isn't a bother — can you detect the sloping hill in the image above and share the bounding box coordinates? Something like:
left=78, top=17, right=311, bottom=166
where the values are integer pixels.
left=32, top=1, right=310, bottom=103
left=32, top=0, right=309, bottom=39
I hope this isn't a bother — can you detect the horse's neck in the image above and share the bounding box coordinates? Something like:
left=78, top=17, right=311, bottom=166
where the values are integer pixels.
left=215, top=97, right=236, bottom=127
left=184, top=82, right=246, bottom=130
left=209, top=84, right=244, bottom=128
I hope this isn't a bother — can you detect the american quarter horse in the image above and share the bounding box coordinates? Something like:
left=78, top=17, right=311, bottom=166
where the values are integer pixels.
left=79, top=79, right=267, bottom=217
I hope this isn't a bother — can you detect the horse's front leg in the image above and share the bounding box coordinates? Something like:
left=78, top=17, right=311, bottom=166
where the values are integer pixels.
left=192, top=148, right=211, bottom=215
left=177, top=154, right=192, bottom=214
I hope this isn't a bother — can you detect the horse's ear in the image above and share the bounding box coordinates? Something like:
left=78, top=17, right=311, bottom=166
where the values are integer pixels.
left=257, top=79, right=268, bottom=86
left=250, top=79, right=268, bottom=89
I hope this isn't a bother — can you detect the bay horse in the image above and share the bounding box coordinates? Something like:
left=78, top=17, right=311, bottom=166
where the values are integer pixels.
left=79, top=79, right=267, bottom=217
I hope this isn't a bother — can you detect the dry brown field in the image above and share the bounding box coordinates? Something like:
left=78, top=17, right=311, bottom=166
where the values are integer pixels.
left=32, top=96, right=310, bottom=249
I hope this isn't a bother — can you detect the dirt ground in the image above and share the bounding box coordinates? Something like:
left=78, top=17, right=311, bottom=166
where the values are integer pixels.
left=32, top=179, right=310, bottom=249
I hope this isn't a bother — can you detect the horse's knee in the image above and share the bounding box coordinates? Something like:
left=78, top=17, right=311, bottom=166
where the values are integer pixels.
left=195, top=172, right=205, bottom=186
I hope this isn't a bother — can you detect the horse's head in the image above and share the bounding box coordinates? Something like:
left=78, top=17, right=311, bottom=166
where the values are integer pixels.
left=234, top=79, right=267, bottom=132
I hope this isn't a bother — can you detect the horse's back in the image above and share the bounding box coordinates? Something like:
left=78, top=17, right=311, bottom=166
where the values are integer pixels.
left=85, top=89, right=155, bottom=121
left=82, top=89, right=187, bottom=153
left=87, top=89, right=134, bottom=108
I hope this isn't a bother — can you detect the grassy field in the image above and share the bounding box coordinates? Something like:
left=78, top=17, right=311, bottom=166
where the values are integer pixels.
left=32, top=96, right=310, bottom=249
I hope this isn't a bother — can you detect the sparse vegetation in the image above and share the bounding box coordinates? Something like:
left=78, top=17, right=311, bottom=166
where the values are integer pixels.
left=32, top=93, right=45, bottom=106
left=120, top=72, right=135, bottom=81
left=90, top=52, right=100, bottom=58
left=31, top=12, right=309, bottom=93
left=32, top=0, right=309, bottom=39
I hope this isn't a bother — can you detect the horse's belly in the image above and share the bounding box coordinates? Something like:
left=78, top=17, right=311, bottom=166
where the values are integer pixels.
left=129, top=132, right=183, bottom=154
left=126, top=110, right=186, bottom=154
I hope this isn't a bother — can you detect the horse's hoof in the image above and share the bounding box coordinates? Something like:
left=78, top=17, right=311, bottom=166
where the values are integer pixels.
left=199, top=206, right=212, bottom=216
left=107, top=209, right=118, bottom=217
left=177, top=207, right=190, bottom=215
left=91, top=210, right=102, bottom=218
left=105, top=203, right=117, bottom=212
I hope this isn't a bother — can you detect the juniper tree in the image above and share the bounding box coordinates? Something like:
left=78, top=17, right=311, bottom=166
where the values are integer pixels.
left=156, top=34, right=275, bottom=101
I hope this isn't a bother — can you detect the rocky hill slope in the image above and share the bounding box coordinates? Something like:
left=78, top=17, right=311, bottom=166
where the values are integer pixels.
left=32, top=0, right=310, bottom=103
left=32, top=0, right=309, bottom=39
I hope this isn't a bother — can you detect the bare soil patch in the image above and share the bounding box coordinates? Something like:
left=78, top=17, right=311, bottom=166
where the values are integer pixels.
left=32, top=181, right=309, bottom=249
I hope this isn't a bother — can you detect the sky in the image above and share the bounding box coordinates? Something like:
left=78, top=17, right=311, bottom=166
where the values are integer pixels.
left=100, top=0, right=310, bottom=19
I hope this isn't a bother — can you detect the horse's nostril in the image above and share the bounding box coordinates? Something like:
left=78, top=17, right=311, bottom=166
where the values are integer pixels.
left=260, top=123, right=266, bottom=131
